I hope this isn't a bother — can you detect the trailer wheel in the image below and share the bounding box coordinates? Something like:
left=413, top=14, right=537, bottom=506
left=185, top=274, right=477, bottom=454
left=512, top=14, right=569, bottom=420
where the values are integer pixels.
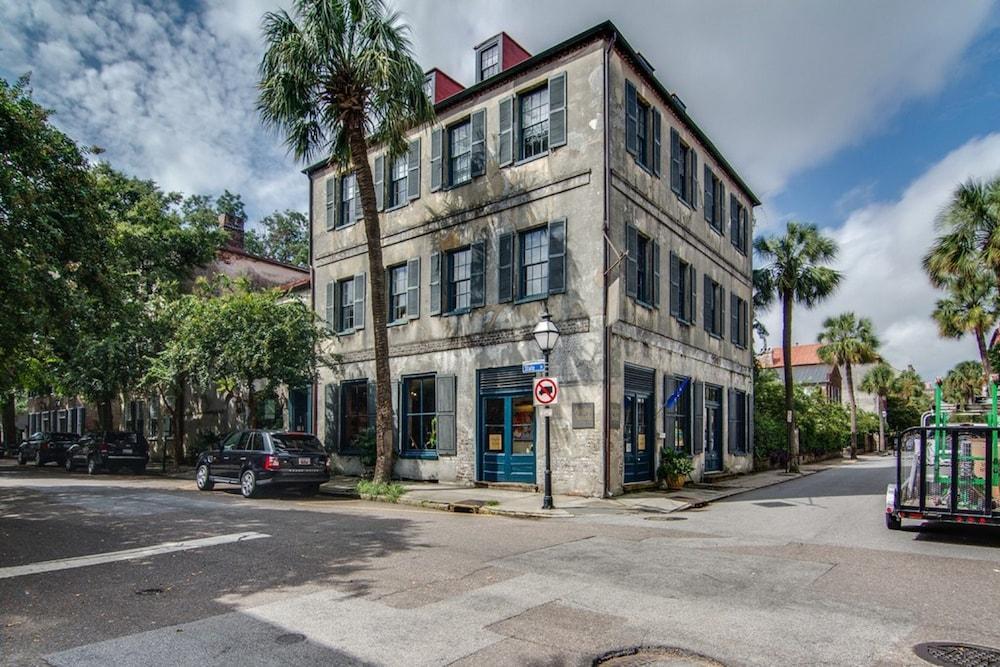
left=886, top=512, right=901, bottom=530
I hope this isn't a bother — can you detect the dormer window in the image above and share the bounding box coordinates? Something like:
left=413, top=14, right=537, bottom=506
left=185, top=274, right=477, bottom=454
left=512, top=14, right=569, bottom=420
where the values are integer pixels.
left=479, top=42, right=499, bottom=81
left=422, top=75, right=434, bottom=102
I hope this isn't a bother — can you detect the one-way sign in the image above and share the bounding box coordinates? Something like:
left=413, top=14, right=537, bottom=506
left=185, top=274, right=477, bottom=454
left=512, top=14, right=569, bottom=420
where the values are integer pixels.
left=522, top=360, right=547, bottom=374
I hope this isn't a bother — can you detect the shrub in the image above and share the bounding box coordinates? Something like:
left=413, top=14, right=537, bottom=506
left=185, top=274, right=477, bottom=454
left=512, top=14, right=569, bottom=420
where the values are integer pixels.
left=356, top=480, right=406, bottom=503
left=657, top=446, right=694, bottom=480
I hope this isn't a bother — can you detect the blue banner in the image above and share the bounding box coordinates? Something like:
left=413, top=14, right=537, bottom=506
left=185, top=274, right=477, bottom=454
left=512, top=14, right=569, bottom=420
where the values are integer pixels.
left=665, top=377, right=690, bottom=409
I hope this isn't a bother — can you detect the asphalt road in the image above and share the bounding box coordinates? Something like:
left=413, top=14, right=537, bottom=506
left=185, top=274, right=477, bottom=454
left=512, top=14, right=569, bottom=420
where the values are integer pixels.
left=1, top=456, right=999, bottom=666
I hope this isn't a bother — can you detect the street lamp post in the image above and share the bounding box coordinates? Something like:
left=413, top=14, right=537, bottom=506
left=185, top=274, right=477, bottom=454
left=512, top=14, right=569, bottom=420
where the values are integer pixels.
left=532, top=308, right=560, bottom=510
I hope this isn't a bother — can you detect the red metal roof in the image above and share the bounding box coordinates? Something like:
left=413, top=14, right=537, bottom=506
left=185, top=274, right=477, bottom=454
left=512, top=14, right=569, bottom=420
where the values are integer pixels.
left=758, top=343, right=825, bottom=368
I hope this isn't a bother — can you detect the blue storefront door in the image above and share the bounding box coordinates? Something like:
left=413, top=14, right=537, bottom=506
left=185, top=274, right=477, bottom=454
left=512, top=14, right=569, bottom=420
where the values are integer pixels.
left=704, top=385, right=723, bottom=472
left=623, top=392, right=654, bottom=483
left=479, top=394, right=536, bottom=484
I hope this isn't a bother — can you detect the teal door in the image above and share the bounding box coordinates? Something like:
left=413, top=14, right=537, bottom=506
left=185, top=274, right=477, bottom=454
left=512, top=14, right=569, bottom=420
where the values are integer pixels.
left=623, top=392, right=654, bottom=483
left=479, top=394, right=536, bottom=484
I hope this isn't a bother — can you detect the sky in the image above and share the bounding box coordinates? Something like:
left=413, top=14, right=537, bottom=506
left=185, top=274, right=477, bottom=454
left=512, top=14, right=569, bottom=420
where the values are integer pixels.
left=1, top=0, right=998, bottom=379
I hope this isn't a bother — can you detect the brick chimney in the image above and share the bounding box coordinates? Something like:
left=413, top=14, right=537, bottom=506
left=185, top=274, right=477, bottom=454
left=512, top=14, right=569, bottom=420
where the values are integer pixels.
left=218, top=213, right=245, bottom=250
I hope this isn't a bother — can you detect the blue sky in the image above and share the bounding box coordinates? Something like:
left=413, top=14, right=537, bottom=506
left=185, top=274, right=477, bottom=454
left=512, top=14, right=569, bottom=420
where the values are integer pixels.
left=1, top=0, right=998, bottom=378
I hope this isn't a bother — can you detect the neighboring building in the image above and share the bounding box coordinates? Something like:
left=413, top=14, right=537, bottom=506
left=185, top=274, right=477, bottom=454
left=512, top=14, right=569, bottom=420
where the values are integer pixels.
left=309, top=21, right=758, bottom=496
left=757, top=344, right=843, bottom=403
left=22, top=215, right=311, bottom=458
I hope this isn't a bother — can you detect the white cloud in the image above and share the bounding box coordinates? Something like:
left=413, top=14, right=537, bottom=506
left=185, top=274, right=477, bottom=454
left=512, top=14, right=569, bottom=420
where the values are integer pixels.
left=759, top=133, right=1000, bottom=380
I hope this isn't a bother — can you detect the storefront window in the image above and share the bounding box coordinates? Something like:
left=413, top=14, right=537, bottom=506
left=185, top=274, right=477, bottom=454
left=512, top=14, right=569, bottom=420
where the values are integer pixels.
left=403, top=375, right=436, bottom=454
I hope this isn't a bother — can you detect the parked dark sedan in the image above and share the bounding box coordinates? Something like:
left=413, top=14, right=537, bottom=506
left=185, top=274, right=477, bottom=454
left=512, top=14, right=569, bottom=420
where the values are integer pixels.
left=195, top=431, right=330, bottom=498
left=17, top=432, right=78, bottom=466
left=65, top=432, right=149, bottom=474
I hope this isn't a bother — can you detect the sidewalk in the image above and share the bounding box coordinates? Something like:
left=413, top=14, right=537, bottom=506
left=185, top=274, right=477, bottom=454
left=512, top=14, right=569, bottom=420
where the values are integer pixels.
left=321, top=458, right=843, bottom=519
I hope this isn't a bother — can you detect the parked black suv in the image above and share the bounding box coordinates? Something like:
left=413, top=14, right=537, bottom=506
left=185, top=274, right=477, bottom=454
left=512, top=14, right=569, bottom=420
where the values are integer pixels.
left=195, top=431, right=330, bottom=498
left=65, top=432, right=149, bottom=474
left=17, top=432, right=78, bottom=466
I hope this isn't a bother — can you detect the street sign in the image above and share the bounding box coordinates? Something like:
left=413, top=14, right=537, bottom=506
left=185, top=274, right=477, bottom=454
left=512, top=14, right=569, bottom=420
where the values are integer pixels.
left=522, top=360, right=547, bottom=374
left=533, top=377, right=559, bottom=406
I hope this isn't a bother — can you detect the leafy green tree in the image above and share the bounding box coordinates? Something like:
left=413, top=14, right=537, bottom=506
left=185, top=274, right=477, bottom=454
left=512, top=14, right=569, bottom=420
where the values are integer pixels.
left=894, top=365, right=926, bottom=401
left=215, top=190, right=247, bottom=221
left=930, top=271, right=997, bottom=381
left=754, top=222, right=842, bottom=471
left=943, top=360, right=984, bottom=410
left=258, top=0, right=434, bottom=482
left=818, top=313, right=880, bottom=459
left=0, top=75, right=107, bottom=441
left=860, top=362, right=895, bottom=451
left=244, top=210, right=309, bottom=266
left=924, top=177, right=1000, bottom=292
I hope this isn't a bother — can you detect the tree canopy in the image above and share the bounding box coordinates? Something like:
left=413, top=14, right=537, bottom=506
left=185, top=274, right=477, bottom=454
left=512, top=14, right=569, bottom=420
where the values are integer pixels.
left=245, top=209, right=309, bottom=266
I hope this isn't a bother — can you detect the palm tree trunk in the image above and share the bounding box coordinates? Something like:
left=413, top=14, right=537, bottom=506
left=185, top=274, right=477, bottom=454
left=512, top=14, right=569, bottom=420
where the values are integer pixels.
left=782, top=291, right=798, bottom=472
left=347, top=117, right=395, bottom=484
left=975, top=325, right=992, bottom=384
left=845, top=360, right=858, bottom=459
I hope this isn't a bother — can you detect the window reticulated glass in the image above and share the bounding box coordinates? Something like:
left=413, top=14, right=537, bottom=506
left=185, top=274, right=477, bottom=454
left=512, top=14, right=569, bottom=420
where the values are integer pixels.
left=520, top=227, right=548, bottom=298
left=390, top=264, right=407, bottom=322
left=390, top=156, right=407, bottom=207
left=404, top=376, right=436, bottom=452
left=339, top=173, right=356, bottom=226
left=448, top=248, right=472, bottom=312
left=520, top=86, right=549, bottom=160
left=480, top=44, right=499, bottom=80
left=449, top=120, right=471, bottom=186
left=339, top=278, right=354, bottom=331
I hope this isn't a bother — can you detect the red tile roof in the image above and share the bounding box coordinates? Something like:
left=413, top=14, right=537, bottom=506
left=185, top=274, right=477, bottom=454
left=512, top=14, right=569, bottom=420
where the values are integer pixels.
left=757, top=343, right=825, bottom=368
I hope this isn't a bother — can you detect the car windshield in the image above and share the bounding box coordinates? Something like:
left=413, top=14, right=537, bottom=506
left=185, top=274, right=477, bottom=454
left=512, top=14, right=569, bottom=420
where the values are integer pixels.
left=270, top=434, right=323, bottom=452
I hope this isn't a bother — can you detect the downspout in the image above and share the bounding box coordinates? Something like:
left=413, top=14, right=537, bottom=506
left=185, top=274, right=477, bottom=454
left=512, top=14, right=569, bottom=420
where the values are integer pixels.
left=309, top=174, right=318, bottom=436
left=602, top=32, right=617, bottom=498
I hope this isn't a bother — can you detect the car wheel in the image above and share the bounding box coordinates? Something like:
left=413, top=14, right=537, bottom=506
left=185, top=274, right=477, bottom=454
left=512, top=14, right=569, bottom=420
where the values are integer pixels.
left=65, top=457, right=75, bottom=473
left=87, top=457, right=99, bottom=475
left=35, top=451, right=44, bottom=467
left=886, top=512, right=901, bottom=530
left=240, top=470, right=258, bottom=498
left=302, top=483, right=321, bottom=497
left=17, top=453, right=26, bottom=466
left=196, top=464, right=214, bottom=491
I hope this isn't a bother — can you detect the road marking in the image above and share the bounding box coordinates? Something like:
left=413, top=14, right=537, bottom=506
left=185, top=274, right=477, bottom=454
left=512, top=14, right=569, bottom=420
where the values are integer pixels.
left=0, top=531, right=270, bottom=580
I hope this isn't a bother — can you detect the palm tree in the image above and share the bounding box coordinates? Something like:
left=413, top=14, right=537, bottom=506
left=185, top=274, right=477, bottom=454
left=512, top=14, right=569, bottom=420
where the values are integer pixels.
left=931, top=271, right=997, bottom=382
left=894, top=365, right=926, bottom=401
left=860, top=362, right=895, bottom=452
left=943, top=360, right=984, bottom=410
left=258, top=0, right=434, bottom=483
left=754, top=222, right=842, bottom=472
left=924, top=177, right=1000, bottom=291
left=817, top=313, right=880, bottom=459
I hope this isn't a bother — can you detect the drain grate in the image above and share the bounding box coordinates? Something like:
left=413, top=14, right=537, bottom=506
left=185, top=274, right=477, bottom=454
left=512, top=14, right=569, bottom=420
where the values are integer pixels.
left=593, top=645, right=726, bottom=666
left=275, top=633, right=306, bottom=645
left=914, top=642, right=1000, bottom=666
left=754, top=501, right=795, bottom=508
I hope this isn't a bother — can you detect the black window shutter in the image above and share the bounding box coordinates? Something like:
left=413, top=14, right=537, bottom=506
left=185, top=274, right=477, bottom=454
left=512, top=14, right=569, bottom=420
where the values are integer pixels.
left=691, top=150, right=699, bottom=210
left=747, top=392, right=754, bottom=458
left=326, top=281, right=336, bottom=331
left=652, top=108, right=661, bottom=176
left=407, top=139, right=421, bottom=200
left=548, top=72, right=567, bottom=149
left=498, top=96, right=514, bottom=166
left=625, top=224, right=638, bottom=298
left=719, top=286, right=726, bottom=337
left=548, top=218, right=567, bottom=294
left=728, top=389, right=737, bottom=455
left=731, top=293, right=739, bottom=343
left=651, top=240, right=660, bottom=308
left=325, top=177, right=337, bottom=230
left=703, top=275, right=712, bottom=332
left=704, top=165, right=713, bottom=223
left=430, top=128, right=443, bottom=191
left=324, top=383, right=339, bottom=452
left=429, top=252, right=441, bottom=315
left=730, top=193, right=739, bottom=240
left=693, top=381, right=704, bottom=455
left=625, top=80, right=638, bottom=156
left=498, top=232, right=513, bottom=302
left=743, top=299, right=750, bottom=347
left=688, top=267, right=697, bottom=324
left=435, top=375, right=457, bottom=455
left=406, top=257, right=420, bottom=319
left=669, top=252, right=680, bottom=317
left=718, top=182, right=726, bottom=233
left=374, top=155, right=384, bottom=210
left=470, top=241, right=485, bottom=307
left=471, top=109, right=487, bottom=177
left=670, top=128, right=681, bottom=194
left=353, top=273, right=365, bottom=329
left=384, top=267, right=392, bottom=322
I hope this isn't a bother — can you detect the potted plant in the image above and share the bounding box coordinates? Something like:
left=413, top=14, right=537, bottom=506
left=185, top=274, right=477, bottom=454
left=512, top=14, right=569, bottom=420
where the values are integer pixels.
left=658, top=446, right=694, bottom=490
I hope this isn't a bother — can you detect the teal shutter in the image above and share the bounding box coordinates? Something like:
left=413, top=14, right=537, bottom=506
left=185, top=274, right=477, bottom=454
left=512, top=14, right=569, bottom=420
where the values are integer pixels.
left=406, top=257, right=420, bottom=319
left=688, top=266, right=697, bottom=324
left=430, top=128, right=443, bottom=191
left=325, top=177, right=336, bottom=230
left=498, top=232, right=513, bottom=303
left=651, top=240, right=660, bottom=308
left=703, top=275, right=712, bottom=333
left=470, top=241, right=485, bottom=308
left=435, top=374, right=456, bottom=455
left=429, top=252, right=441, bottom=315
left=731, top=293, right=739, bottom=344
left=548, top=218, right=566, bottom=294
left=353, top=273, right=365, bottom=329
left=407, top=138, right=421, bottom=200
left=669, top=252, right=680, bottom=317
left=548, top=72, right=567, bottom=149
left=670, top=128, right=681, bottom=194
left=498, top=96, right=514, bottom=166
left=704, top=166, right=713, bottom=223
left=471, top=109, right=487, bottom=177
left=625, top=224, right=638, bottom=298
left=374, top=155, right=384, bottom=210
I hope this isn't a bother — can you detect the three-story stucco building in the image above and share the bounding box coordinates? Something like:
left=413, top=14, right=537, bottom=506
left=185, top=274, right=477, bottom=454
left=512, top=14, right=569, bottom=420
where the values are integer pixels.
left=306, top=21, right=759, bottom=496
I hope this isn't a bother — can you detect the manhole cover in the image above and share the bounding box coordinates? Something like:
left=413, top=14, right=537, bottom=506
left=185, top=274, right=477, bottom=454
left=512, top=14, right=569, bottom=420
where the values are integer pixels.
left=275, top=633, right=307, bottom=645
left=135, top=588, right=164, bottom=596
left=914, top=642, right=1000, bottom=666
left=754, top=501, right=794, bottom=508
left=644, top=516, right=688, bottom=521
left=594, top=646, right=725, bottom=666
